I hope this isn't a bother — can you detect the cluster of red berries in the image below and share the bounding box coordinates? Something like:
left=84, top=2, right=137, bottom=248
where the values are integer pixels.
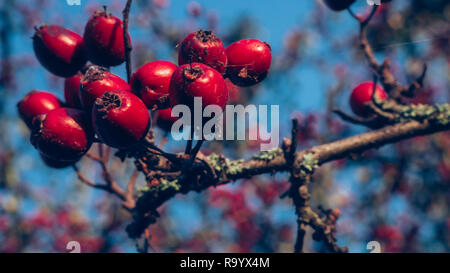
left=18, top=8, right=272, bottom=169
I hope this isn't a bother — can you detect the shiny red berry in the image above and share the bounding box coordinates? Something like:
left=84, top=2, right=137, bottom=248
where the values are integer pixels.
left=31, top=108, right=94, bottom=162
left=169, top=63, right=228, bottom=110
left=64, top=72, right=83, bottom=108
left=156, top=108, right=178, bottom=132
left=17, top=90, right=63, bottom=128
left=130, top=60, right=177, bottom=109
left=40, top=153, right=78, bottom=169
left=178, top=30, right=227, bottom=74
left=83, top=9, right=131, bottom=67
left=80, top=66, right=131, bottom=110
left=33, top=24, right=87, bottom=77
left=350, top=82, right=387, bottom=117
left=323, top=0, right=356, bottom=11
left=92, top=91, right=151, bottom=149
left=225, top=39, right=272, bottom=87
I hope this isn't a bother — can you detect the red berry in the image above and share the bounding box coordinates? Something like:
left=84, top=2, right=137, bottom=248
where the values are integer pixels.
left=64, top=72, right=83, bottom=108
left=225, top=78, right=241, bottom=103
left=33, top=24, right=87, bottom=77
left=40, top=153, right=78, bottom=169
left=169, top=63, right=228, bottom=110
left=83, top=9, right=130, bottom=67
left=31, top=108, right=94, bottom=162
left=178, top=30, right=227, bottom=74
left=92, top=91, right=150, bottom=149
left=80, top=66, right=131, bottom=110
left=225, top=39, right=272, bottom=87
left=130, top=60, right=177, bottom=109
left=17, top=90, right=63, bottom=128
left=156, top=108, right=178, bottom=132
left=350, top=82, right=387, bottom=117
left=323, top=0, right=356, bottom=11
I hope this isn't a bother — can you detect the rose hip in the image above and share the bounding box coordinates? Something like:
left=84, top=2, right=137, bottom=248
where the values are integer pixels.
left=225, top=39, right=272, bottom=87
left=156, top=108, right=178, bottom=132
left=92, top=90, right=151, bottom=149
left=17, top=90, right=63, bottom=128
left=40, top=153, right=78, bottom=169
left=64, top=72, right=83, bottom=108
left=130, top=60, right=177, bottom=109
left=83, top=9, right=130, bottom=67
left=80, top=66, right=131, bottom=110
left=31, top=108, right=94, bottom=162
left=169, top=63, right=228, bottom=110
left=33, top=24, right=87, bottom=77
left=350, top=81, right=388, bottom=117
left=178, top=30, right=227, bottom=74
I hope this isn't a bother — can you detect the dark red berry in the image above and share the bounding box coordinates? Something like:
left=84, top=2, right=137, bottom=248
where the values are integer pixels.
left=83, top=9, right=130, bottom=67
left=225, top=39, right=272, bottom=87
left=17, top=90, right=63, bottom=128
left=31, top=108, right=94, bottom=162
left=178, top=30, right=227, bottom=74
left=92, top=91, right=151, bottom=149
left=156, top=108, right=178, bottom=132
left=40, top=153, right=78, bottom=169
left=323, top=0, right=356, bottom=11
left=80, top=66, right=131, bottom=110
left=350, top=81, right=387, bottom=117
left=64, top=72, right=83, bottom=108
left=130, top=60, right=177, bottom=109
left=169, top=63, right=228, bottom=110
left=33, top=24, right=87, bottom=77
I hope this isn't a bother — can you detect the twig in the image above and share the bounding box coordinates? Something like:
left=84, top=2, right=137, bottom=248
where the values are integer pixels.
left=189, top=139, right=205, bottom=166
left=289, top=119, right=299, bottom=161
left=122, top=0, right=133, bottom=82
left=85, top=152, right=103, bottom=162
left=361, top=5, right=379, bottom=27
left=73, top=165, right=99, bottom=188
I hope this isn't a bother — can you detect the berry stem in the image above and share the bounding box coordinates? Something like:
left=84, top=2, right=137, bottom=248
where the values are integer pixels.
left=122, top=0, right=133, bottom=83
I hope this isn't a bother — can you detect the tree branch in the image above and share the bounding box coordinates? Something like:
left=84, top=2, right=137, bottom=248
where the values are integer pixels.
left=127, top=107, right=450, bottom=238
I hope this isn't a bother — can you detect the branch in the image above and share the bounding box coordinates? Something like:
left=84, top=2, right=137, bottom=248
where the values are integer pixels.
left=127, top=106, right=450, bottom=238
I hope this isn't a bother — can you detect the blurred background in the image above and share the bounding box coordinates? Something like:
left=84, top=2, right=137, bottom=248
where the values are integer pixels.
left=0, top=0, right=449, bottom=252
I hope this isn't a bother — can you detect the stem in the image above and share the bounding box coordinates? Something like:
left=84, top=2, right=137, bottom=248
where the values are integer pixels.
left=122, top=0, right=133, bottom=83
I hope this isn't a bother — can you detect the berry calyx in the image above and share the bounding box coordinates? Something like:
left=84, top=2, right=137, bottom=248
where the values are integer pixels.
left=33, top=24, right=87, bottom=77
left=31, top=108, right=94, bottom=162
left=323, top=0, right=356, bottom=11
left=130, top=60, right=177, bottom=109
left=350, top=81, right=388, bottom=117
left=92, top=91, right=151, bottom=149
left=80, top=66, right=131, bottom=110
left=178, top=30, right=227, bottom=74
left=156, top=108, right=178, bottom=132
left=225, top=39, right=272, bottom=87
left=64, top=71, right=83, bottom=108
left=83, top=9, right=131, bottom=67
left=17, top=90, right=63, bottom=128
left=169, top=63, right=228, bottom=110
